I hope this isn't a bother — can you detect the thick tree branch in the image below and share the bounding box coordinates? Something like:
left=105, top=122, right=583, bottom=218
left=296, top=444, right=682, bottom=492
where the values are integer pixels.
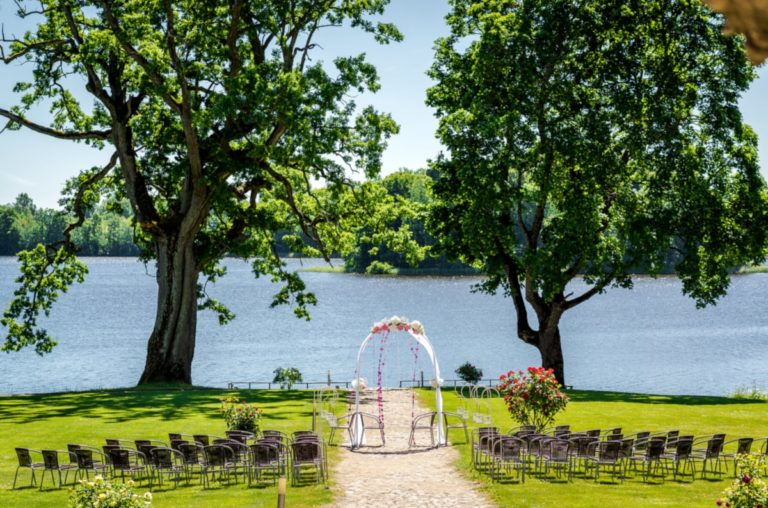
left=0, top=35, right=66, bottom=63
left=229, top=176, right=270, bottom=202
left=529, top=60, right=558, bottom=245
left=0, top=108, right=111, bottom=140
left=298, top=23, right=319, bottom=72
left=162, top=0, right=203, bottom=185
left=62, top=152, right=119, bottom=247
left=90, top=46, right=163, bottom=234
left=266, top=123, right=287, bottom=146
left=524, top=266, right=548, bottom=319
left=240, top=6, right=273, bottom=65
left=562, top=254, right=585, bottom=282
left=227, top=0, right=244, bottom=77
left=97, top=0, right=182, bottom=114
left=513, top=164, right=533, bottom=246
left=496, top=238, right=538, bottom=345
left=61, top=4, right=115, bottom=111
left=563, top=280, right=610, bottom=310
left=261, top=161, right=328, bottom=257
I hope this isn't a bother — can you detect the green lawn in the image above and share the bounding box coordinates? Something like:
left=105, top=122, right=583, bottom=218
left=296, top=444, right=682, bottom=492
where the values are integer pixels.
left=423, top=388, right=768, bottom=508
left=0, top=386, right=335, bottom=507
left=4, top=386, right=765, bottom=507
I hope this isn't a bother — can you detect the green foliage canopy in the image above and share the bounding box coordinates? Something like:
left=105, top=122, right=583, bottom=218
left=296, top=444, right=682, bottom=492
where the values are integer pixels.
left=0, top=0, right=403, bottom=383
left=344, top=169, right=473, bottom=274
left=427, top=0, right=768, bottom=383
left=455, top=361, right=483, bottom=385
left=272, top=366, right=303, bottom=390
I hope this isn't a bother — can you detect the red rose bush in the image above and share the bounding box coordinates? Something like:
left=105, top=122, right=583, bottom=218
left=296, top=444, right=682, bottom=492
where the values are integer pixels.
left=497, top=367, right=568, bottom=431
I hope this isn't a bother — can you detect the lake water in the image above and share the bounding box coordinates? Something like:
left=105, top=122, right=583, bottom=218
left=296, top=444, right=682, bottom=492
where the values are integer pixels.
left=0, top=256, right=766, bottom=396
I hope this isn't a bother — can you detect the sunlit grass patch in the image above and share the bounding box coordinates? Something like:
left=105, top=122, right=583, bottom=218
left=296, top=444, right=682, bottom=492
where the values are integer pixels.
left=422, top=388, right=768, bottom=507
left=0, top=386, right=334, bottom=507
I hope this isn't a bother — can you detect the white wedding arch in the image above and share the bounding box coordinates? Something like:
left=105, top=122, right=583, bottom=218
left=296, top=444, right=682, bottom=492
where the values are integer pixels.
left=350, top=316, right=445, bottom=449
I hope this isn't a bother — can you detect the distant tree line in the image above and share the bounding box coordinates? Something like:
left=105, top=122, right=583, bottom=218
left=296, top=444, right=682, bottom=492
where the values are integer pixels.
left=344, top=169, right=695, bottom=275
left=344, top=169, right=474, bottom=274
left=0, top=193, right=313, bottom=258
left=0, top=193, right=139, bottom=256
left=1, top=185, right=692, bottom=276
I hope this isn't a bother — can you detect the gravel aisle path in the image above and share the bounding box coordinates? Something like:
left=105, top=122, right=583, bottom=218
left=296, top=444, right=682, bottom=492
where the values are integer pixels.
left=324, top=389, right=495, bottom=508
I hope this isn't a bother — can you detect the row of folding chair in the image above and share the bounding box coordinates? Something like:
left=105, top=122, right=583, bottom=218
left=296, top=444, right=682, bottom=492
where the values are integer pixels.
left=472, top=426, right=768, bottom=484
left=167, top=429, right=327, bottom=485
left=13, top=444, right=178, bottom=491
left=12, top=429, right=329, bottom=491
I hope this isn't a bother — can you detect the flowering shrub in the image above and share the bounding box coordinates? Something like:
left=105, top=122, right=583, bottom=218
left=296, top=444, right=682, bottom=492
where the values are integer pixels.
left=497, top=367, right=568, bottom=431
left=220, top=395, right=262, bottom=433
left=69, top=475, right=151, bottom=508
left=717, top=455, right=768, bottom=508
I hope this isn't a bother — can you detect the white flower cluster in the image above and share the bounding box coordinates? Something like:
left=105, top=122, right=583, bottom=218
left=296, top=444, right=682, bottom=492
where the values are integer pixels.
left=370, top=316, right=425, bottom=335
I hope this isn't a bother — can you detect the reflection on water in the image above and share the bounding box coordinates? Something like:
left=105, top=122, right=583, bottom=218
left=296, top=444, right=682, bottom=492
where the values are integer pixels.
left=0, top=257, right=766, bottom=396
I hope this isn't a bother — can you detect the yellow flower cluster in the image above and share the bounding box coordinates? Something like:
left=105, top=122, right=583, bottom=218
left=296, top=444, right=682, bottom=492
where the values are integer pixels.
left=70, top=475, right=152, bottom=508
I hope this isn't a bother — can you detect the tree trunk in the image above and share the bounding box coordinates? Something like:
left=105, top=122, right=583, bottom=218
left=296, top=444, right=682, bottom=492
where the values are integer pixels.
left=537, top=324, right=566, bottom=387
left=138, top=234, right=199, bottom=384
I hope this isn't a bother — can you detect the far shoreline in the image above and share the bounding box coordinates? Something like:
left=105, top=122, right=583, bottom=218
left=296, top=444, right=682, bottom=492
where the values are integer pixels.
left=2, top=255, right=767, bottom=277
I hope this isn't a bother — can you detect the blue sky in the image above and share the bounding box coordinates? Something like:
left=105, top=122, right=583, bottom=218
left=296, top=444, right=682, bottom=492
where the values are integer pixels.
left=1, top=0, right=766, bottom=209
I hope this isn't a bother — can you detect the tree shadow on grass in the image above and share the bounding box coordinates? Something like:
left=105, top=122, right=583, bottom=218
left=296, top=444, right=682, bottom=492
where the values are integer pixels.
left=0, top=387, right=317, bottom=424
left=566, top=389, right=767, bottom=406
left=439, top=387, right=768, bottom=407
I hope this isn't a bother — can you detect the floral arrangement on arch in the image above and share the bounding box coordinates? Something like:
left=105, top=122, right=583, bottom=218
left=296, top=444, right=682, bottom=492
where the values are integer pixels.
left=370, top=316, right=424, bottom=335
left=497, top=366, right=568, bottom=431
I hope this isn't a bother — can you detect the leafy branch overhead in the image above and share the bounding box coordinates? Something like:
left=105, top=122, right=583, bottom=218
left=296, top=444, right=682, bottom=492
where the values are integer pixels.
left=1, top=152, right=119, bottom=355
left=0, top=246, right=86, bottom=355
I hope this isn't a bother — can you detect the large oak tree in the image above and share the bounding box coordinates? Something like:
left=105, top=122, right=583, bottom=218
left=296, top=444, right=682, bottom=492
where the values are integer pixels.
left=427, top=0, right=768, bottom=385
left=0, top=0, right=401, bottom=384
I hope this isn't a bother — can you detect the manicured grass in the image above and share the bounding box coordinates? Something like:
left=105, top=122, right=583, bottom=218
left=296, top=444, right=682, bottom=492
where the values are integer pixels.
left=422, top=388, right=768, bottom=508
left=0, top=386, right=335, bottom=507
left=299, top=265, right=481, bottom=276
left=5, top=385, right=764, bottom=507
left=299, top=265, right=346, bottom=273
left=737, top=264, right=768, bottom=274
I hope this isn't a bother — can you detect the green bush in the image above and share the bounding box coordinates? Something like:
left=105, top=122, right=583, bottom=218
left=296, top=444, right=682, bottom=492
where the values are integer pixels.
left=455, top=362, right=483, bottom=384
left=730, top=383, right=768, bottom=401
left=273, top=367, right=303, bottom=389
left=365, top=260, right=396, bottom=274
